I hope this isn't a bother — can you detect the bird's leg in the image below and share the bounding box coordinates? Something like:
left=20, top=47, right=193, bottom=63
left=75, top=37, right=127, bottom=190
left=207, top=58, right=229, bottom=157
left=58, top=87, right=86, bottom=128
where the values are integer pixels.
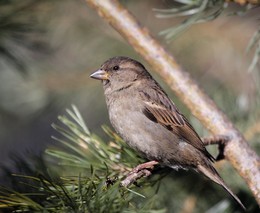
left=201, top=135, right=230, bottom=161
left=121, top=160, right=159, bottom=187
left=202, top=135, right=230, bottom=146
left=129, top=160, right=159, bottom=174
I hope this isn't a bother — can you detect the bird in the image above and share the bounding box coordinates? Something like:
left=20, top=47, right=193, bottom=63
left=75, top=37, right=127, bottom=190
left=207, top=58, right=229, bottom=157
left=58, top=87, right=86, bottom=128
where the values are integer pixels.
left=90, top=56, right=245, bottom=210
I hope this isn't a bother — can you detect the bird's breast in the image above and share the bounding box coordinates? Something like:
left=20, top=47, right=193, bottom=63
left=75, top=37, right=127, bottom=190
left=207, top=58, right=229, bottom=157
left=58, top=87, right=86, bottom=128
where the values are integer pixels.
left=105, top=94, right=180, bottom=162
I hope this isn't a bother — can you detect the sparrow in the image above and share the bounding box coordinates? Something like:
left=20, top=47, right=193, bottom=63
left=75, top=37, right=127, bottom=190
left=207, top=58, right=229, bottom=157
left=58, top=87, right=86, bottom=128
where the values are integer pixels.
left=90, top=56, right=245, bottom=210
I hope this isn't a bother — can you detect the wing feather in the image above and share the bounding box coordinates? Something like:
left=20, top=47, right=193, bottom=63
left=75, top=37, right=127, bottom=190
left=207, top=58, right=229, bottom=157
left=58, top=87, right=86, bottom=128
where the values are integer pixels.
left=140, top=85, right=214, bottom=161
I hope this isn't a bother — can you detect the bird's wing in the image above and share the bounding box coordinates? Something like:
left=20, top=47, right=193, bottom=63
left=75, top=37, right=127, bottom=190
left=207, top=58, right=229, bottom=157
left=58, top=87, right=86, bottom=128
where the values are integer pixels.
left=140, top=85, right=214, bottom=161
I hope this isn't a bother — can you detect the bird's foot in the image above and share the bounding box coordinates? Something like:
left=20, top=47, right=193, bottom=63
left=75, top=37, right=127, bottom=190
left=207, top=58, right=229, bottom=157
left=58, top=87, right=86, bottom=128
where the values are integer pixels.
left=129, top=160, right=159, bottom=175
left=121, top=161, right=158, bottom=187
left=201, top=135, right=231, bottom=161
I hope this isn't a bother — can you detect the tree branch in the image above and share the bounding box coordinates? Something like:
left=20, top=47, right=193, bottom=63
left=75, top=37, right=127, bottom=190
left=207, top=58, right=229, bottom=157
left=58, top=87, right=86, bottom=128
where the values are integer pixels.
left=85, top=0, right=260, bottom=204
left=226, top=0, right=260, bottom=5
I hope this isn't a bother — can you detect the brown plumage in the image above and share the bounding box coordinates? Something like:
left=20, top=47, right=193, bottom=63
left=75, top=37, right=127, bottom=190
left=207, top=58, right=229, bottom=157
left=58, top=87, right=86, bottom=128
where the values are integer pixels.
left=90, top=56, right=245, bottom=210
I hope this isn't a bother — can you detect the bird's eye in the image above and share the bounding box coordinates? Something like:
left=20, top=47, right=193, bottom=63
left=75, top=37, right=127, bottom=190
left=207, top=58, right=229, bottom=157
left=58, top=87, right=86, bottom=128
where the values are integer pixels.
left=113, top=66, right=119, bottom=71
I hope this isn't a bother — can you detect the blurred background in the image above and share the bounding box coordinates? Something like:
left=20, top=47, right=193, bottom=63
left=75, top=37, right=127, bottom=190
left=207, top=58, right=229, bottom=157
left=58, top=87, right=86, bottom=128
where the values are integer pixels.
left=0, top=0, right=259, bottom=212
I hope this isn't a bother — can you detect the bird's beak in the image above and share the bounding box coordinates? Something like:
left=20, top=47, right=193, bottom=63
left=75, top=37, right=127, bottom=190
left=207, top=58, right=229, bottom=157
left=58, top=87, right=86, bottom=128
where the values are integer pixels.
left=90, top=69, right=109, bottom=80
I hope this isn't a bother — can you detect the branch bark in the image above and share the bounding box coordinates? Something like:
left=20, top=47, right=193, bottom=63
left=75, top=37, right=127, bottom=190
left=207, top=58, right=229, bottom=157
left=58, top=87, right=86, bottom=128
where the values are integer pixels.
left=226, top=0, right=260, bottom=5
left=85, top=0, right=260, bottom=204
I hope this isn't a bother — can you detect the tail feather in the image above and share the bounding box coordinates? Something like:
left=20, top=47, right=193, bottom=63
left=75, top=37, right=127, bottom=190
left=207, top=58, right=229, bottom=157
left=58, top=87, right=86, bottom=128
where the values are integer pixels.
left=198, top=164, right=246, bottom=211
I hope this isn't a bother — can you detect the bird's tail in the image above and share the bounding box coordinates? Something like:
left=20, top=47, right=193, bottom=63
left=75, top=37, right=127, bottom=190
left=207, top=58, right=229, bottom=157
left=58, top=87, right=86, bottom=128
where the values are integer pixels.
left=197, top=164, right=246, bottom=211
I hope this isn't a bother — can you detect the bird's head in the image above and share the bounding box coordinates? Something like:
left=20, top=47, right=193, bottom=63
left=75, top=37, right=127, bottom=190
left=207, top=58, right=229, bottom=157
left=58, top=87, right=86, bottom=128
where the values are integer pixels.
left=90, top=56, right=150, bottom=90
